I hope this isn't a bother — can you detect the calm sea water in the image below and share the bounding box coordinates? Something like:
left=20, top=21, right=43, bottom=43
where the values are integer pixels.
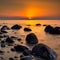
left=0, top=20, right=60, bottom=60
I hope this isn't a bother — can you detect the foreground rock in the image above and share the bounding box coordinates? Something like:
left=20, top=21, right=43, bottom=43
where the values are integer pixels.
left=12, top=45, right=29, bottom=52
left=32, top=43, right=57, bottom=60
left=20, top=56, right=32, bottom=60
left=11, top=24, right=22, bottom=30
left=26, top=33, right=38, bottom=44
left=24, top=28, right=32, bottom=32
left=44, top=25, right=60, bottom=35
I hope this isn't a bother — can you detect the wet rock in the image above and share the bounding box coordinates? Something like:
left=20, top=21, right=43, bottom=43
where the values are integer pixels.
left=1, top=25, right=10, bottom=31
left=9, top=58, right=14, bottom=60
left=11, top=24, right=22, bottom=30
left=26, top=33, right=38, bottom=44
left=1, top=30, right=8, bottom=33
left=32, top=43, right=57, bottom=60
left=1, top=41, right=6, bottom=47
left=0, top=50, right=4, bottom=55
left=24, top=28, right=32, bottom=32
left=5, top=37, right=14, bottom=44
left=36, top=24, right=41, bottom=26
left=44, top=25, right=60, bottom=35
left=13, top=45, right=29, bottom=52
left=17, top=38, right=21, bottom=41
left=20, top=56, right=32, bottom=60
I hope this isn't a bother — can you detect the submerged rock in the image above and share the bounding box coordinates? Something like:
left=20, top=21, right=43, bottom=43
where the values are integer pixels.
left=24, top=28, right=32, bottom=32
left=11, top=24, right=22, bottom=30
left=13, top=45, right=29, bottom=52
left=26, top=33, right=38, bottom=44
left=32, top=43, right=57, bottom=60
left=44, top=25, right=60, bottom=35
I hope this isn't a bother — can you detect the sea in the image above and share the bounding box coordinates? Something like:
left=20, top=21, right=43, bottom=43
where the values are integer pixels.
left=0, top=20, right=60, bottom=60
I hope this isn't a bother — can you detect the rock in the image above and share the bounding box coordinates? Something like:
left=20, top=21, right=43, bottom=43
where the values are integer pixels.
left=44, top=25, right=60, bottom=35
left=11, top=24, right=22, bottom=30
left=26, top=33, right=38, bottom=44
left=0, top=50, right=4, bottom=55
left=32, top=43, right=57, bottom=60
left=1, top=41, right=6, bottom=47
left=13, top=45, right=29, bottom=52
left=9, top=58, right=14, bottom=60
left=44, top=25, right=54, bottom=33
left=6, top=37, right=14, bottom=44
left=43, top=24, right=47, bottom=26
left=1, top=25, right=10, bottom=31
left=36, top=24, right=41, bottom=26
left=20, top=56, right=32, bottom=60
left=24, top=28, right=32, bottom=32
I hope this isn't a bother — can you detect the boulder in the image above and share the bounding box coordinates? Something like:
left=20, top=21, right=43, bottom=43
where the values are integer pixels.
left=13, top=45, right=29, bottom=52
left=24, top=28, right=32, bottom=32
left=6, top=37, right=14, bottom=44
left=20, top=56, right=32, bottom=60
left=44, top=25, right=60, bottom=35
left=11, top=24, right=22, bottom=30
left=32, top=43, right=57, bottom=60
left=26, top=33, right=38, bottom=44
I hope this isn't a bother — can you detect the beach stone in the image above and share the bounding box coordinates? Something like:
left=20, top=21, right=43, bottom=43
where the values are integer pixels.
left=1, top=25, right=10, bottom=30
left=26, top=33, right=38, bottom=44
left=6, top=37, right=14, bottom=44
left=36, top=24, right=41, bottom=26
left=32, top=43, right=57, bottom=60
left=0, top=50, right=4, bottom=55
left=20, top=56, right=32, bottom=60
left=1, top=41, right=6, bottom=47
left=45, top=25, right=60, bottom=35
left=9, top=58, right=14, bottom=60
left=24, top=28, right=32, bottom=32
left=13, top=45, right=29, bottom=52
left=11, top=24, right=22, bottom=30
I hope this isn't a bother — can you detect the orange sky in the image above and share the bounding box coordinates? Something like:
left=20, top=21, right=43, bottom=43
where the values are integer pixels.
left=0, top=0, right=60, bottom=19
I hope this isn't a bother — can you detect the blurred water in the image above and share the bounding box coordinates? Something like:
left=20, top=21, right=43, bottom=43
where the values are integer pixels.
left=0, top=20, right=60, bottom=60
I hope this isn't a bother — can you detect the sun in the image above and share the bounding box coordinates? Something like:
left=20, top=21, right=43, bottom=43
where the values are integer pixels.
left=26, top=6, right=39, bottom=19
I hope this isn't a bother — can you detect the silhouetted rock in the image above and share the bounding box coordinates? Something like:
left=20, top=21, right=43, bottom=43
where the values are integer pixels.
left=1, top=25, right=10, bottom=31
left=36, top=24, right=41, bottom=26
left=32, top=43, right=57, bottom=60
left=20, top=56, right=32, bottom=60
left=24, top=28, right=32, bottom=32
left=6, top=37, right=14, bottom=44
left=45, top=25, right=60, bottom=35
left=43, top=24, right=47, bottom=26
left=11, top=24, right=22, bottom=30
left=9, top=58, right=14, bottom=60
left=26, top=33, right=38, bottom=44
left=13, top=45, right=29, bottom=52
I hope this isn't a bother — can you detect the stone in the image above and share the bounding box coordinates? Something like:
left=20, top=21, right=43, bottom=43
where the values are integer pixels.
left=24, top=28, right=32, bottom=32
left=11, top=24, right=22, bottom=30
left=26, top=33, right=38, bottom=44
left=32, top=43, right=57, bottom=60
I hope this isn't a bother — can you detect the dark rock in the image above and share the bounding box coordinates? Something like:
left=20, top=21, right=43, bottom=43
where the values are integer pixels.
left=6, top=37, right=14, bottom=44
left=20, top=56, right=32, bottom=60
left=11, top=24, right=22, bottom=30
left=43, top=24, right=47, bottom=26
left=1, top=41, right=6, bottom=47
left=9, top=58, right=14, bottom=60
left=13, top=45, right=29, bottom=52
left=24, top=28, right=32, bottom=32
left=32, top=43, right=57, bottom=60
left=44, top=25, right=60, bottom=35
left=17, top=38, right=21, bottom=41
left=1, top=25, right=10, bottom=31
left=0, top=50, right=4, bottom=55
left=36, top=24, right=41, bottom=26
left=1, top=30, right=8, bottom=33
left=26, top=33, right=38, bottom=44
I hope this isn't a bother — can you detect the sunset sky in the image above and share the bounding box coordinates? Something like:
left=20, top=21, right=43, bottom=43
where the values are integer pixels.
left=0, top=0, right=60, bottom=19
